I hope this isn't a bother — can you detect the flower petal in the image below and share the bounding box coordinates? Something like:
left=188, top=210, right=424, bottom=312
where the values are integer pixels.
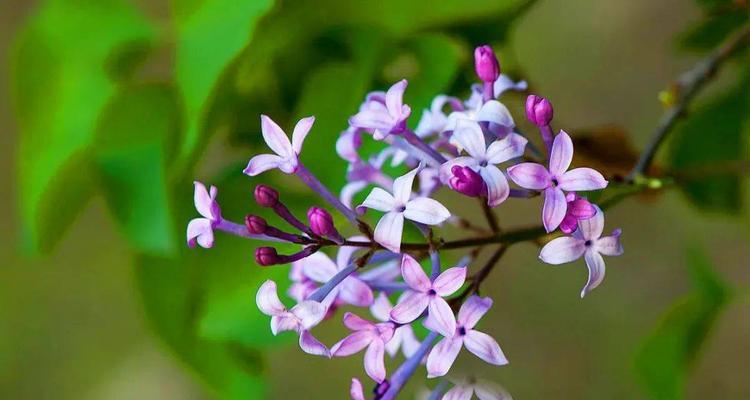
left=542, top=187, right=567, bottom=232
left=299, top=330, right=330, bottom=357
left=507, top=162, right=550, bottom=190
left=475, top=100, right=514, bottom=128
left=480, top=165, right=510, bottom=207
left=548, top=130, right=573, bottom=176
left=271, top=314, right=299, bottom=335
left=364, top=339, right=387, bottom=383
left=331, top=330, right=375, bottom=356
left=457, top=295, right=492, bottom=330
left=193, top=181, right=215, bottom=219
left=243, top=153, right=285, bottom=176
left=260, top=114, right=293, bottom=158
left=404, top=197, right=451, bottom=225
left=474, top=382, right=512, bottom=400
left=343, top=312, right=375, bottom=331
left=359, top=187, right=396, bottom=212
left=336, top=128, right=361, bottom=163
left=291, top=300, right=326, bottom=330
left=374, top=211, right=405, bottom=253
left=292, top=116, right=315, bottom=154
left=596, top=232, right=623, bottom=256
left=300, top=251, right=339, bottom=283
left=443, top=386, right=474, bottom=400
left=186, top=218, right=213, bottom=248
left=464, top=330, right=508, bottom=365
left=453, top=119, right=487, bottom=158
left=486, top=132, right=527, bottom=164
left=340, top=278, right=375, bottom=307
left=398, top=325, right=421, bottom=358
left=350, top=378, right=366, bottom=400
left=426, top=297, right=457, bottom=338
left=386, top=79, right=407, bottom=116
left=426, top=337, right=463, bottom=378
left=370, top=293, right=393, bottom=322
left=568, top=197, right=596, bottom=218
left=390, top=291, right=430, bottom=324
left=433, top=266, right=467, bottom=297
left=578, top=205, right=604, bottom=240
left=539, top=236, right=586, bottom=264
left=559, top=168, right=608, bottom=191
left=438, top=156, right=478, bottom=183
left=393, top=167, right=419, bottom=205
left=341, top=181, right=369, bottom=210
left=401, top=254, right=431, bottom=292
left=581, top=250, right=606, bottom=298
left=256, top=280, right=286, bottom=316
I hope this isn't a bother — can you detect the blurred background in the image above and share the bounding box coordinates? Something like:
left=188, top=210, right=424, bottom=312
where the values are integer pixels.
left=1, top=0, right=749, bottom=399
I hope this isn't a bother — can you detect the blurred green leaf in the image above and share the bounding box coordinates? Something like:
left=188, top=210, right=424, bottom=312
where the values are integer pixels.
left=634, top=247, right=730, bottom=400
left=94, top=84, right=181, bottom=255
left=11, top=0, right=153, bottom=253
left=668, top=76, right=750, bottom=214
left=173, top=0, right=275, bottom=165
left=679, top=10, right=748, bottom=51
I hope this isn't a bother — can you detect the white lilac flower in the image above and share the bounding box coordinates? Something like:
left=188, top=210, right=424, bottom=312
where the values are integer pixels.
left=244, top=115, right=315, bottom=176
left=186, top=181, right=221, bottom=248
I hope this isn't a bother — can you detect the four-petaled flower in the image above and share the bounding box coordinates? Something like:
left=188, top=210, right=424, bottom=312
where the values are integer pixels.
left=187, top=181, right=221, bottom=248
left=440, top=119, right=527, bottom=206
left=349, top=80, right=412, bottom=140
left=390, top=255, right=467, bottom=338
left=296, top=250, right=374, bottom=307
left=256, top=280, right=329, bottom=357
left=331, top=312, right=395, bottom=383
left=539, top=205, right=623, bottom=297
left=359, top=167, right=451, bottom=253
left=426, top=296, right=508, bottom=378
left=507, top=130, right=608, bottom=232
left=371, top=293, right=421, bottom=358
left=244, top=115, right=315, bottom=176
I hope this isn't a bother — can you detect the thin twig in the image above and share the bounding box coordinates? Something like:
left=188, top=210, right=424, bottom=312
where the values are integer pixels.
left=479, top=197, right=501, bottom=234
left=627, top=24, right=750, bottom=182
left=451, top=245, right=509, bottom=308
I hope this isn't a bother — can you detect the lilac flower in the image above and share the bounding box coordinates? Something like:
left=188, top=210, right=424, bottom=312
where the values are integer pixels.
left=288, top=261, right=318, bottom=303
left=187, top=181, right=221, bottom=248
left=445, top=100, right=515, bottom=137
left=507, top=130, right=608, bottom=232
left=390, top=255, right=466, bottom=337
left=440, top=119, right=527, bottom=206
left=559, top=193, right=596, bottom=234
left=243, top=115, right=315, bottom=175
left=474, top=45, right=500, bottom=83
left=464, top=76, right=527, bottom=112
left=539, top=205, right=623, bottom=297
left=350, top=378, right=366, bottom=400
left=526, top=95, right=553, bottom=127
left=296, top=251, right=374, bottom=307
left=414, top=95, right=459, bottom=137
left=371, top=293, right=421, bottom=358
left=426, top=296, right=508, bottom=378
left=358, top=167, right=451, bottom=253
left=349, top=80, right=411, bottom=140
left=442, top=377, right=513, bottom=400
left=256, top=280, right=329, bottom=357
left=332, top=312, right=396, bottom=383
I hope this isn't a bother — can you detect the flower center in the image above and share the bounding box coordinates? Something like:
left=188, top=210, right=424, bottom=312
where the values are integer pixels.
left=551, top=177, right=559, bottom=187
left=479, top=159, right=488, bottom=167
left=427, top=289, right=437, bottom=296
left=458, top=326, right=467, bottom=336
left=584, top=239, right=593, bottom=247
left=396, top=204, right=406, bottom=212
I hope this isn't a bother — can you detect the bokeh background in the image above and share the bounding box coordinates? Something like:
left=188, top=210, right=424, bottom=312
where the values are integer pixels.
left=1, top=0, right=749, bottom=399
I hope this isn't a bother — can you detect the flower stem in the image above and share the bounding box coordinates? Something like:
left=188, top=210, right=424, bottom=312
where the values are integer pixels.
left=296, top=163, right=360, bottom=225
left=379, top=332, right=439, bottom=400
left=401, top=128, right=447, bottom=165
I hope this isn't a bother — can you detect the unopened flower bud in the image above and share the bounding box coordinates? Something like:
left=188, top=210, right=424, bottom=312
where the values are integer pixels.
left=449, top=165, right=484, bottom=197
left=307, top=207, right=335, bottom=236
left=474, top=45, right=500, bottom=83
left=255, top=247, right=279, bottom=266
left=245, top=215, right=268, bottom=234
left=254, top=185, right=279, bottom=207
left=525, top=95, right=553, bottom=126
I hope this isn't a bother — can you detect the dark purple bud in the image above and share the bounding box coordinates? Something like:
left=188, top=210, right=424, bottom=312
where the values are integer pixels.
left=254, top=185, right=279, bottom=207
left=307, top=207, right=335, bottom=236
left=449, top=165, right=484, bottom=197
left=474, top=45, right=500, bottom=83
left=255, top=247, right=279, bottom=266
left=525, top=95, right=553, bottom=127
left=244, top=215, right=268, bottom=234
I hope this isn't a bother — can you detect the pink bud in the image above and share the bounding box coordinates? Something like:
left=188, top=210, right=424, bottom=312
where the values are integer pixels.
left=449, top=165, right=485, bottom=197
left=525, top=95, right=553, bottom=126
left=255, top=247, right=279, bottom=266
left=254, top=185, right=279, bottom=207
left=307, top=207, right=335, bottom=236
left=474, top=45, right=500, bottom=83
left=245, top=215, right=268, bottom=234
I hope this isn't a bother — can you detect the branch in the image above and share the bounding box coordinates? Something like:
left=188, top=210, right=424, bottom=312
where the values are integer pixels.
left=626, top=24, right=750, bottom=182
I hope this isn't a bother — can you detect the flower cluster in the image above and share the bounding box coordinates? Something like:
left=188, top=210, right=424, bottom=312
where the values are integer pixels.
left=187, top=44, right=623, bottom=399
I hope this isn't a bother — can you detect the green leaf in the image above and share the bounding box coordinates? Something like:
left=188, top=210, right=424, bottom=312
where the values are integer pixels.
left=173, top=0, right=275, bottom=164
left=94, top=84, right=181, bottom=255
left=11, top=0, right=153, bottom=253
left=668, top=76, right=750, bottom=214
left=633, top=247, right=731, bottom=400
left=679, top=10, right=748, bottom=51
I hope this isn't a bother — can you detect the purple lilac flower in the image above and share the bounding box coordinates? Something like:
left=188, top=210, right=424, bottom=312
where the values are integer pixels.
left=426, top=296, right=508, bottom=378
left=331, top=312, right=396, bottom=383
left=349, top=80, right=412, bottom=140
left=371, top=293, right=421, bottom=358
left=350, top=378, right=366, bottom=400
left=559, top=193, right=596, bottom=234
left=507, top=130, right=608, bottom=232
left=445, top=100, right=515, bottom=138
left=525, top=95, right=553, bottom=127
left=243, top=115, right=314, bottom=175
left=442, top=377, right=513, bottom=400
left=539, top=205, right=623, bottom=297
left=288, top=261, right=318, bottom=303
left=474, top=45, right=500, bottom=84
left=414, top=95, right=460, bottom=138
left=390, top=255, right=466, bottom=337
left=187, top=181, right=221, bottom=248
left=296, top=251, right=374, bottom=307
left=256, top=280, right=330, bottom=357
left=358, top=167, right=451, bottom=253
left=440, top=119, right=527, bottom=206
left=464, top=75, right=527, bottom=112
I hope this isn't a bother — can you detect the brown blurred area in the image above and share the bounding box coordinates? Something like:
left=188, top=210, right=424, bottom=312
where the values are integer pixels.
left=1, top=0, right=749, bottom=399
